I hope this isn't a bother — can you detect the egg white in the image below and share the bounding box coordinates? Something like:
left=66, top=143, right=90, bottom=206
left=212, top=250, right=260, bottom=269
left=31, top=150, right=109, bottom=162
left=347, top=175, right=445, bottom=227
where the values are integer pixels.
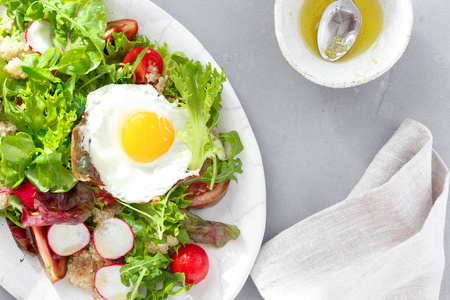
left=84, top=84, right=197, bottom=203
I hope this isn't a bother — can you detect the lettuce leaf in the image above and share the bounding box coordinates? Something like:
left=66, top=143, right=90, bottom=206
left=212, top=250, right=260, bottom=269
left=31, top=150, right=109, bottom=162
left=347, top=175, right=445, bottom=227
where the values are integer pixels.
left=0, top=195, right=24, bottom=228
left=0, top=133, right=35, bottom=188
left=0, top=80, right=78, bottom=191
left=180, top=209, right=240, bottom=247
left=6, top=218, right=37, bottom=255
left=171, top=60, right=226, bottom=170
left=0, top=0, right=35, bottom=38
left=105, top=32, right=152, bottom=64
left=21, top=182, right=95, bottom=227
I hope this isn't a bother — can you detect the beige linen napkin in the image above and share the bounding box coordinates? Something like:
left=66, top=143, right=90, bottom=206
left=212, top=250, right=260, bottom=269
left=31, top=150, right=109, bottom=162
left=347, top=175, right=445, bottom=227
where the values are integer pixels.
left=251, top=119, right=449, bottom=300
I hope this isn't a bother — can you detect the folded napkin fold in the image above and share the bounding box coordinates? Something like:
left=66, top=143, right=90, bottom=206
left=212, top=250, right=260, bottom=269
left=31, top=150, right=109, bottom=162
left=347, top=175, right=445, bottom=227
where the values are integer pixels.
left=251, top=119, right=449, bottom=300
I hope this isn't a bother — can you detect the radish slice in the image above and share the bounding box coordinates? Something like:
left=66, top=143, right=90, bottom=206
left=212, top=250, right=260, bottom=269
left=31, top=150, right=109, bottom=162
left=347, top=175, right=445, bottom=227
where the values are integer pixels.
left=93, top=218, right=134, bottom=260
left=25, top=20, right=53, bottom=54
left=95, top=264, right=133, bottom=300
left=47, top=223, right=90, bottom=256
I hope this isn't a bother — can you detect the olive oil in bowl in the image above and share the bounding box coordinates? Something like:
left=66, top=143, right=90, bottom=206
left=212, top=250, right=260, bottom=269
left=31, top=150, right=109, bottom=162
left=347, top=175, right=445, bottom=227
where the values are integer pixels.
left=300, top=0, right=383, bottom=62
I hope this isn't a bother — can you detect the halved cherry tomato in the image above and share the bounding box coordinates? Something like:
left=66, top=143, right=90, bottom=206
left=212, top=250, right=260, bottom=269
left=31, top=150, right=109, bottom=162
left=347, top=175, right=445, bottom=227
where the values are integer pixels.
left=103, top=19, right=138, bottom=42
left=123, top=47, right=164, bottom=84
left=170, top=244, right=209, bottom=285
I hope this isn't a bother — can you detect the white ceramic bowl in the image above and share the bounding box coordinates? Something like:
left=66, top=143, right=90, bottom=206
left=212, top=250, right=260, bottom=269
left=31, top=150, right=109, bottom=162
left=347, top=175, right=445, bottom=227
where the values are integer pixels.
left=274, top=0, right=413, bottom=88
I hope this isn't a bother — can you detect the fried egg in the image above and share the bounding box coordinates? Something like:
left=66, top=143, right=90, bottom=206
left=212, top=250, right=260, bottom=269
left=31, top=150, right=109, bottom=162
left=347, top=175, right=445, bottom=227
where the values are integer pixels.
left=84, top=84, right=197, bottom=203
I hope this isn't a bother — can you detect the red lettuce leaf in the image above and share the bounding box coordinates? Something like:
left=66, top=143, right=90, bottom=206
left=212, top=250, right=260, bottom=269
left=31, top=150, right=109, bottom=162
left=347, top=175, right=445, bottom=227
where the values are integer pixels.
left=6, top=219, right=37, bottom=255
left=180, top=209, right=240, bottom=247
left=21, top=182, right=95, bottom=227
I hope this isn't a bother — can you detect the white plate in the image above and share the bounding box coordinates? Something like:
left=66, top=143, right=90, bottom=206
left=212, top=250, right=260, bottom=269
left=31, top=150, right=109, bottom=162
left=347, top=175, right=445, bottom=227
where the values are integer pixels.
left=0, top=1, right=266, bottom=300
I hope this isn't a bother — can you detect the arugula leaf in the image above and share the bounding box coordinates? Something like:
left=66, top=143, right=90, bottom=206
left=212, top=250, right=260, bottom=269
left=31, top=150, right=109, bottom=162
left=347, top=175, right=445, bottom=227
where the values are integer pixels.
left=54, top=48, right=91, bottom=75
left=37, top=47, right=61, bottom=68
left=214, top=130, right=244, bottom=182
left=118, top=185, right=189, bottom=241
left=21, top=51, right=61, bottom=83
left=120, top=253, right=191, bottom=300
left=220, top=131, right=244, bottom=161
left=181, top=131, right=244, bottom=189
left=40, top=0, right=107, bottom=70
left=171, top=60, right=227, bottom=170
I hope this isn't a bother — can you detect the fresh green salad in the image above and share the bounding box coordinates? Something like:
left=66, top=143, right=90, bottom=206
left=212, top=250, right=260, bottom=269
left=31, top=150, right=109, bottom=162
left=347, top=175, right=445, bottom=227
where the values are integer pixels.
left=0, top=1, right=244, bottom=299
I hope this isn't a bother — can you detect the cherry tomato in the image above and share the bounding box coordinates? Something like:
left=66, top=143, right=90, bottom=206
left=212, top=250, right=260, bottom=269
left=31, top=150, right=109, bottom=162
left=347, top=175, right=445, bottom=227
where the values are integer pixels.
left=123, top=47, right=164, bottom=84
left=170, top=244, right=209, bottom=285
left=103, top=19, right=138, bottom=42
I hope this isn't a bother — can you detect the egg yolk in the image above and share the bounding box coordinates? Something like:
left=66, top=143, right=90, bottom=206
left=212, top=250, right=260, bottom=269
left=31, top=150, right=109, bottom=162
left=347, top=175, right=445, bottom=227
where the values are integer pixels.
left=122, top=112, right=175, bottom=163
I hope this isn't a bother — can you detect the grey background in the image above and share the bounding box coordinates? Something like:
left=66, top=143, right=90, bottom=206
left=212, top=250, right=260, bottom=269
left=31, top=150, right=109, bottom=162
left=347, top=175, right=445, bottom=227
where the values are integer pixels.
left=1, top=0, right=450, bottom=299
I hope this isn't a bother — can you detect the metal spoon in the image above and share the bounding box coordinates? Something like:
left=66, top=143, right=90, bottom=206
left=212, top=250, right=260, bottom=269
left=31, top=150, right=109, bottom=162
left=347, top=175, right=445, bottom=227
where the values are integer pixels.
left=317, top=0, right=362, bottom=62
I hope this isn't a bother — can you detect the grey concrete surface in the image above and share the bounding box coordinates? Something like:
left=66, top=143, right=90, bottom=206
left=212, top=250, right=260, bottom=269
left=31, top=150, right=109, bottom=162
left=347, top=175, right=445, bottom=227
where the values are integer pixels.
left=1, top=0, right=449, bottom=299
